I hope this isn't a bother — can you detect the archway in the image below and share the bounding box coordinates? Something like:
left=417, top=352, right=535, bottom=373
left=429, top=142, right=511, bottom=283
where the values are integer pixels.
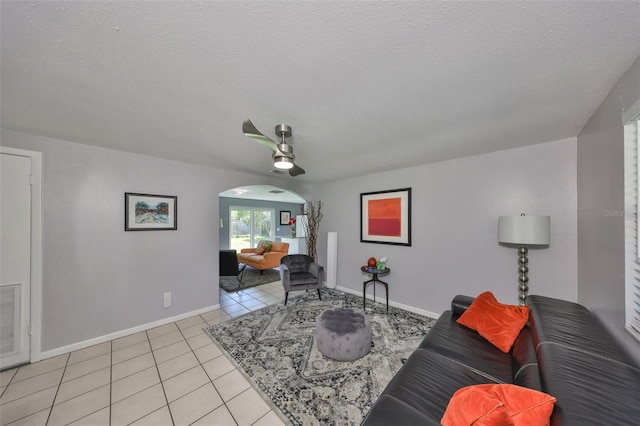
left=218, top=185, right=306, bottom=251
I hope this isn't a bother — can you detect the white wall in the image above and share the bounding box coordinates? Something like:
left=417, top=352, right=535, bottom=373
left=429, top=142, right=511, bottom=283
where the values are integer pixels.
left=576, top=55, right=640, bottom=363
left=577, top=55, right=640, bottom=310
left=312, top=138, right=577, bottom=314
left=0, top=127, right=582, bottom=354
left=0, top=128, right=299, bottom=353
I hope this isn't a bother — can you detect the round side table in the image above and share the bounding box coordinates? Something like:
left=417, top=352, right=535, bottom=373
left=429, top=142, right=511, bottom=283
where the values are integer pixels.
left=361, top=266, right=390, bottom=311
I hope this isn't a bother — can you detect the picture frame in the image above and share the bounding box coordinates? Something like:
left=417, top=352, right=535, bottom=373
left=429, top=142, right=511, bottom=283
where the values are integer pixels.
left=125, top=193, right=177, bottom=231
left=280, top=210, right=292, bottom=225
left=360, top=188, right=411, bottom=246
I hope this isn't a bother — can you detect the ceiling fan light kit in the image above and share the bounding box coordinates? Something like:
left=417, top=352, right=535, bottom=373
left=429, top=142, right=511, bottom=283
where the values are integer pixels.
left=274, top=157, right=294, bottom=169
left=242, top=119, right=306, bottom=176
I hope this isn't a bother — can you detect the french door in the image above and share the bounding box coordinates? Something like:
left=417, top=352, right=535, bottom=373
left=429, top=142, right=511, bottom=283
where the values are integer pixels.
left=229, top=207, right=275, bottom=251
left=1, top=152, right=32, bottom=369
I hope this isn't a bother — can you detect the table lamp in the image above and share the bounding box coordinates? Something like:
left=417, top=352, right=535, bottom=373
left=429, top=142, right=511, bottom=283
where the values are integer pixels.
left=498, top=214, right=550, bottom=305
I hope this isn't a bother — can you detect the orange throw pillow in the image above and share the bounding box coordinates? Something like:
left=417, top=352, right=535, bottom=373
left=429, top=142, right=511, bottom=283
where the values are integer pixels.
left=441, top=384, right=556, bottom=426
left=456, top=291, right=530, bottom=353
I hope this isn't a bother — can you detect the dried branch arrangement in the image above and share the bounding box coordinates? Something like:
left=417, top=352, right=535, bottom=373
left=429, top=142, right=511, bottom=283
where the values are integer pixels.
left=302, top=200, right=323, bottom=262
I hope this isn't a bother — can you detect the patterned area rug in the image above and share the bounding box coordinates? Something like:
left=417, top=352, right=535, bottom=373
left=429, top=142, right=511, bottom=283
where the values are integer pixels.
left=206, top=289, right=437, bottom=425
left=219, top=266, right=280, bottom=292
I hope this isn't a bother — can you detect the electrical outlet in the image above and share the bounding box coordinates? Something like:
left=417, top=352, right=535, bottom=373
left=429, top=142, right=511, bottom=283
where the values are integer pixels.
left=163, top=292, right=172, bottom=308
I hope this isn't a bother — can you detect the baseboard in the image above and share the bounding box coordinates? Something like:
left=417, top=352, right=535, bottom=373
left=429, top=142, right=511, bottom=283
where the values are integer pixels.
left=335, top=285, right=440, bottom=319
left=322, top=280, right=338, bottom=290
left=40, top=304, right=221, bottom=360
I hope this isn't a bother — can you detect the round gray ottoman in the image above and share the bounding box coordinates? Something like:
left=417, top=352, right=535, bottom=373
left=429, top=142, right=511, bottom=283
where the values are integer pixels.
left=315, top=308, right=372, bottom=361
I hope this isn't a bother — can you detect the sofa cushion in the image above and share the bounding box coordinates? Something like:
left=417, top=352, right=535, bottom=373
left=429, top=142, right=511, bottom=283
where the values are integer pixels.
left=360, top=395, right=440, bottom=426
left=527, top=295, right=637, bottom=365
left=420, top=310, right=541, bottom=390
left=290, top=271, right=317, bottom=286
left=527, top=295, right=640, bottom=425
left=374, top=348, right=502, bottom=424
left=255, top=240, right=272, bottom=255
left=536, top=342, right=640, bottom=425
left=457, top=291, right=530, bottom=353
left=269, top=241, right=289, bottom=253
left=419, top=311, right=514, bottom=384
left=441, top=384, right=556, bottom=426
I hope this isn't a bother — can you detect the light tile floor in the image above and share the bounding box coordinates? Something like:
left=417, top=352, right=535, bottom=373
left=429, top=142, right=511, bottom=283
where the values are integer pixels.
left=0, top=281, right=290, bottom=426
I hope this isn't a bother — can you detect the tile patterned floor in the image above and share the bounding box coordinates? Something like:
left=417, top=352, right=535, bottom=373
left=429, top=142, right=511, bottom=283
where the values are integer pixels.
left=0, top=281, right=290, bottom=426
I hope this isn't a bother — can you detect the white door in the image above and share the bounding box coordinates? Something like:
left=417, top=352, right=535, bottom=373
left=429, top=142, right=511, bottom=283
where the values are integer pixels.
left=0, top=153, right=32, bottom=369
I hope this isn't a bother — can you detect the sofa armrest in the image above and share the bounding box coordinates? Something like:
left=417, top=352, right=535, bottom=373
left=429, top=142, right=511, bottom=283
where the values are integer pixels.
left=240, top=248, right=256, bottom=254
left=451, top=295, right=475, bottom=317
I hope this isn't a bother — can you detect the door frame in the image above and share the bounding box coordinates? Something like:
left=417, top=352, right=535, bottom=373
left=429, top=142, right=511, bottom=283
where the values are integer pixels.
left=1, top=146, right=42, bottom=364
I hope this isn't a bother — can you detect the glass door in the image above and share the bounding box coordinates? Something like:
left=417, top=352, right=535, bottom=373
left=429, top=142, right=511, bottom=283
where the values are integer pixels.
left=1, top=153, right=32, bottom=369
left=229, top=207, right=275, bottom=251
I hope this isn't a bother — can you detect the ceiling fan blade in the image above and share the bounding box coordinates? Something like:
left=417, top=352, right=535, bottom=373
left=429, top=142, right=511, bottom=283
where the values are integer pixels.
left=242, top=119, right=277, bottom=151
left=289, top=163, right=305, bottom=176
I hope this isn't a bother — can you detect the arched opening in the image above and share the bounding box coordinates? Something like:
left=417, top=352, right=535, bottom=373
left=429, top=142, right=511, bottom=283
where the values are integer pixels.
left=218, top=185, right=306, bottom=252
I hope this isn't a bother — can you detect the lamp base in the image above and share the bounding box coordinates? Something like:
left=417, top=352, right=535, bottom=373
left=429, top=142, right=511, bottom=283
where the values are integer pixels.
left=517, top=246, right=529, bottom=306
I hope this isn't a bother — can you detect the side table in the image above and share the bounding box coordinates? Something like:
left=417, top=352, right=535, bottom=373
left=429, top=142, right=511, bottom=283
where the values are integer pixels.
left=361, top=266, right=390, bottom=311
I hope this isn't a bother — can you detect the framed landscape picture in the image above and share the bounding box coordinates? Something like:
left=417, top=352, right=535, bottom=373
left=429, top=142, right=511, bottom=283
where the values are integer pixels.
left=125, top=193, right=177, bottom=231
left=360, top=188, right=411, bottom=246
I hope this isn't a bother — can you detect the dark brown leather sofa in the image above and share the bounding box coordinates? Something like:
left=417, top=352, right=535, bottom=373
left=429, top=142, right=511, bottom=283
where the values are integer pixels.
left=361, top=294, right=640, bottom=425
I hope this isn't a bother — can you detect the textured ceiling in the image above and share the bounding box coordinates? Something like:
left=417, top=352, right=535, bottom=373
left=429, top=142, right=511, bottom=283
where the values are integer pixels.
left=1, top=1, right=639, bottom=183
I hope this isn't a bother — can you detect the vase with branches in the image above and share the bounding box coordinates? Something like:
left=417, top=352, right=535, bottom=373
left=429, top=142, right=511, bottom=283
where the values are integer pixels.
left=302, top=200, right=323, bottom=262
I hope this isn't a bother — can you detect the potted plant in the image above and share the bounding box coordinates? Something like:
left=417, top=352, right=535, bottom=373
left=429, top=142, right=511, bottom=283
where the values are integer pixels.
left=288, top=217, right=297, bottom=237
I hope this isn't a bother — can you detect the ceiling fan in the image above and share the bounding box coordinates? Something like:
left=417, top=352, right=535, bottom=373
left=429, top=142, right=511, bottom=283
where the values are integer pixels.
left=242, top=119, right=305, bottom=176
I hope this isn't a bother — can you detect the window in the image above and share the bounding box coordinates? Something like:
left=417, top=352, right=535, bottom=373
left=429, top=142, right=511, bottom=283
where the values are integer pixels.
left=624, top=114, right=640, bottom=341
left=229, top=207, right=275, bottom=251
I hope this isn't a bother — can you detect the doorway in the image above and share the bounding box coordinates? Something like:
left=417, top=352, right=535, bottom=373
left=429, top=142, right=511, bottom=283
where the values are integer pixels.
left=0, top=147, right=42, bottom=369
left=219, top=185, right=306, bottom=252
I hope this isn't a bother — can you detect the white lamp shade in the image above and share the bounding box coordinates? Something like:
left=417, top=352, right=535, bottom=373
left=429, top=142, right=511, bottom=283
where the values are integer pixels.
left=498, top=215, right=550, bottom=245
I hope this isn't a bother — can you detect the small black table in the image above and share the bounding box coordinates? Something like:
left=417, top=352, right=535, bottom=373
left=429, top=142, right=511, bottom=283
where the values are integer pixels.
left=361, top=266, right=390, bottom=311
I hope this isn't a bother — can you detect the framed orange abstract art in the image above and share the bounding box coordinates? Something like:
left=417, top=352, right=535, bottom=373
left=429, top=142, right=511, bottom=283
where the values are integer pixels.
left=360, top=188, right=411, bottom=246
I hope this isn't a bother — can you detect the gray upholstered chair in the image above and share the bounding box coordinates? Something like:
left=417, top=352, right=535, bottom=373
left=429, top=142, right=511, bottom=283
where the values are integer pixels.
left=280, top=254, right=324, bottom=305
